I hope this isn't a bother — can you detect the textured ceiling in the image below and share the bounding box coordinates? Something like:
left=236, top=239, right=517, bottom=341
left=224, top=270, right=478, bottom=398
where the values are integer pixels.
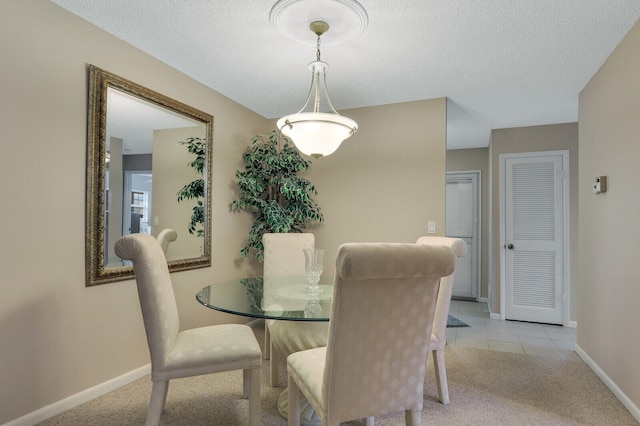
left=51, top=0, right=640, bottom=149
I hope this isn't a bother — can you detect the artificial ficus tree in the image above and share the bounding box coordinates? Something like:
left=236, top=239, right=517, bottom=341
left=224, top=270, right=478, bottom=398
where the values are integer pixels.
left=231, top=130, right=323, bottom=261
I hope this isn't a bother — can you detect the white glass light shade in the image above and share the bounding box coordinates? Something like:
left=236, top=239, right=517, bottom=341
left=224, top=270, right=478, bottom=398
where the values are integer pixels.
left=277, top=112, right=358, bottom=158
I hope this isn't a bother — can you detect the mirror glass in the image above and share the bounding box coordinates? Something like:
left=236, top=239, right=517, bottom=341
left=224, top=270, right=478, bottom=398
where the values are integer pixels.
left=86, top=65, right=213, bottom=286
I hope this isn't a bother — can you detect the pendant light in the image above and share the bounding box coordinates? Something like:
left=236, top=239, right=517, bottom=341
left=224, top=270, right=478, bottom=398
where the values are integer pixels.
left=277, top=21, right=358, bottom=158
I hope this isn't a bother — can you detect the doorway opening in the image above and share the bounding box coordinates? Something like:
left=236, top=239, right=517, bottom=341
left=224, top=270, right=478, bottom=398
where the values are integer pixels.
left=446, top=171, right=481, bottom=300
left=123, top=170, right=152, bottom=236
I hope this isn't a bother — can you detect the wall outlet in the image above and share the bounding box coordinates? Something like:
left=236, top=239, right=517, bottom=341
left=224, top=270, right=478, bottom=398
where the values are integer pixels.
left=428, top=222, right=436, bottom=234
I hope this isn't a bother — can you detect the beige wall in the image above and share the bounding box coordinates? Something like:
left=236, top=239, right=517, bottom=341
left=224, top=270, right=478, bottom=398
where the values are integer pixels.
left=0, top=1, right=447, bottom=423
left=489, top=123, right=579, bottom=320
left=446, top=148, right=490, bottom=298
left=578, top=19, right=640, bottom=411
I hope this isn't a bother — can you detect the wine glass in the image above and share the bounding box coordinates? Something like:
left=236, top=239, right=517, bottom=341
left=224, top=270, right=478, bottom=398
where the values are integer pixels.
left=304, top=297, right=323, bottom=318
left=303, top=248, right=324, bottom=295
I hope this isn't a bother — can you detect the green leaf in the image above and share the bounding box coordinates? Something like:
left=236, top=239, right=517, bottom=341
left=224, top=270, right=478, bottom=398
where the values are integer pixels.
left=231, top=130, right=323, bottom=260
left=176, top=137, right=207, bottom=236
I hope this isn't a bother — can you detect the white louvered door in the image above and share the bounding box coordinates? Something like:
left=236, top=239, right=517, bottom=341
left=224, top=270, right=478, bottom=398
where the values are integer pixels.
left=504, top=154, right=565, bottom=324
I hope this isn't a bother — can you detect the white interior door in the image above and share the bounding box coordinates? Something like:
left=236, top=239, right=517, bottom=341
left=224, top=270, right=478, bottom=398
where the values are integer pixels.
left=502, top=152, right=567, bottom=324
left=446, top=172, right=480, bottom=299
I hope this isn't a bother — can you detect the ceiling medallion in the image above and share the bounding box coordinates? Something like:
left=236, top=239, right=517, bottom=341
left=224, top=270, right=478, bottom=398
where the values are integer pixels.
left=269, top=0, right=368, bottom=47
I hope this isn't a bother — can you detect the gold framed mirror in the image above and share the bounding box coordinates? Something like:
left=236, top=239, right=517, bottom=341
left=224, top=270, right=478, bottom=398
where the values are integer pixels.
left=86, top=65, right=213, bottom=286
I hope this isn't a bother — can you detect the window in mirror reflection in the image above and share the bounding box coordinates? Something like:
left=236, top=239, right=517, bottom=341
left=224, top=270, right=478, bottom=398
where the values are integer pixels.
left=104, top=87, right=205, bottom=268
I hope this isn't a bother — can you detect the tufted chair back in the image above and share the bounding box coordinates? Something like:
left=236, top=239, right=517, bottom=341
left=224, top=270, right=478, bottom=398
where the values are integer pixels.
left=115, top=233, right=179, bottom=372
left=262, top=232, right=316, bottom=385
left=262, top=232, right=315, bottom=277
left=287, top=242, right=456, bottom=425
left=156, top=228, right=177, bottom=257
left=415, top=236, right=467, bottom=346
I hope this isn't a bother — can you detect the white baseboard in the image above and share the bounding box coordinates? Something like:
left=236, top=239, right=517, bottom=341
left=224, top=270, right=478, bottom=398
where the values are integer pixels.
left=5, top=364, right=151, bottom=426
left=575, top=345, right=640, bottom=423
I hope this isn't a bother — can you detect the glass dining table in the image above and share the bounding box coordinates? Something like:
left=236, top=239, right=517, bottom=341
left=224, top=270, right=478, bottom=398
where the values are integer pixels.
left=196, top=275, right=333, bottom=426
left=195, top=275, right=333, bottom=321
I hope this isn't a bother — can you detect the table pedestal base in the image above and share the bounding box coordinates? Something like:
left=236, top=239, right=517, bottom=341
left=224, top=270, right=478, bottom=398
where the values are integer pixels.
left=270, top=321, right=328, bottom=426
left=277, top=388, right=322, bottom=426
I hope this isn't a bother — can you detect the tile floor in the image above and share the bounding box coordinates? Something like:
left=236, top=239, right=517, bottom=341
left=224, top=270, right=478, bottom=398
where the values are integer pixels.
left=446, top=300, right=580, bottom=361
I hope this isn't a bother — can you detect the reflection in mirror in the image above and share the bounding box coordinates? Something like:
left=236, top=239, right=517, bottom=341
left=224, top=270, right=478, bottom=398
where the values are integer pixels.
left=87, top=65, right=213, bottom=286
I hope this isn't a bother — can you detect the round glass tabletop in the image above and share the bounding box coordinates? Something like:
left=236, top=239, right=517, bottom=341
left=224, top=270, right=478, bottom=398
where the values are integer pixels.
left=196, top=276, right=333, bottom=321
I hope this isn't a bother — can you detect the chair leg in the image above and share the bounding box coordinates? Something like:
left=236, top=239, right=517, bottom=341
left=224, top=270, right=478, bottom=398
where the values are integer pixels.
left=264, top=322, right=271, bottom=360
left=270, top=342, right=280, bottom=387
left=288, top=375, right=301, bottom=426
left=146, top=380, right=169, bottom=426
left=248, top=367, right=261, bottom=426
left=243, top=369, right=250, bottom=399
left=405, top=409, right=421, bottom=426
left=433, top=348, right=450, bottom=404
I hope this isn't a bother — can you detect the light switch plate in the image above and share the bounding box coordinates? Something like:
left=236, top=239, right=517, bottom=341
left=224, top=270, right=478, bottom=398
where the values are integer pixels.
left=428, top=222, right=436, bottom=234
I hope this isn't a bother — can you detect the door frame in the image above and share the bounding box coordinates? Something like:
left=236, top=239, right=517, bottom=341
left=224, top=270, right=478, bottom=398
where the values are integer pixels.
left=446, top=170, right=481, bottom=300
left=499, top=150, right=570, bottom=325
left=122, top=170, right=152, bottom=236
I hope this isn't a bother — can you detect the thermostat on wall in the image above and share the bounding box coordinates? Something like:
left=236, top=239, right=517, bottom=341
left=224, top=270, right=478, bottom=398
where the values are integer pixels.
left=593, top=176, right=607, bottom=194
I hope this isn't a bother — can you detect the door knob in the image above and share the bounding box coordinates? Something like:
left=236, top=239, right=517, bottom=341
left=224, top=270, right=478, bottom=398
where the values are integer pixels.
left=507, top=243, right=515, bottom=250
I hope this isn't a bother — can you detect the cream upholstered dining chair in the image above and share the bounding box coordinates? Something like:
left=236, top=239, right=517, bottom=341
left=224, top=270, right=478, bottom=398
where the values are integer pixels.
left=416, top=236, right=467, bottom=404
left=114, top=233, right=262, bottom=426
left=287, top=242, right=456, bottom=426
left=262, top=232, right=321, bottom=386
left=155, top=228, right=177, bottom=256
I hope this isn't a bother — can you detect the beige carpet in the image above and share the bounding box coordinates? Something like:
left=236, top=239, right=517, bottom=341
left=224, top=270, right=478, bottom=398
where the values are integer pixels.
left=39, top=321, right=637, bottom=426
